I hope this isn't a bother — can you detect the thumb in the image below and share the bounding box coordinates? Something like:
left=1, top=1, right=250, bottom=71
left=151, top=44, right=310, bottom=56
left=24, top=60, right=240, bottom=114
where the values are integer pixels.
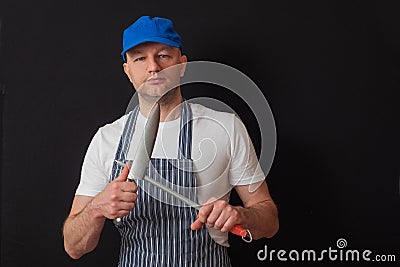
left=114, top=162, right=131, bottom=182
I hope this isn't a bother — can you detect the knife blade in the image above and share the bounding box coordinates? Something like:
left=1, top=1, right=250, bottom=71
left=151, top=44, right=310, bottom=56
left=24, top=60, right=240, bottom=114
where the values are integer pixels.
left=127, top=102, right=160, bottom=181
left=114, top=102, right=160, bottom=224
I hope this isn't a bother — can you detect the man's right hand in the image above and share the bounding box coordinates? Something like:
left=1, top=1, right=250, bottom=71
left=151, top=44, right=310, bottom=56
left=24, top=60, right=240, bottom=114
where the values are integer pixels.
left=90, top=164, right=138, bottom=219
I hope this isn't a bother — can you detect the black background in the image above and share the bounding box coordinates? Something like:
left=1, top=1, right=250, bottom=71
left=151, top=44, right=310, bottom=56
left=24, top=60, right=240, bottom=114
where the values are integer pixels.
left=1, top=0, right=399, bottom=266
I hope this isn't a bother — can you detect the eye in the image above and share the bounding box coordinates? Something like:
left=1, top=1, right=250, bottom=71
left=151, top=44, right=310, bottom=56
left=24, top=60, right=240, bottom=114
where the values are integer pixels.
left=134, top=56, right=145, bottom=62
left=159, top=54, right=170, bottom=59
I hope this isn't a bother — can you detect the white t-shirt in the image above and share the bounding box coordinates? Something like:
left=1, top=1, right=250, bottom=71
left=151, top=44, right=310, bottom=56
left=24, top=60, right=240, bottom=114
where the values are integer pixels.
left=76, top=103, right=265, bottom=246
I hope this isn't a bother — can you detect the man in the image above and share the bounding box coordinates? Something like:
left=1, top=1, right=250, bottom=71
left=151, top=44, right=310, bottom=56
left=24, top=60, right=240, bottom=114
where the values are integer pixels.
left=63, top=15, right=279, bottom=266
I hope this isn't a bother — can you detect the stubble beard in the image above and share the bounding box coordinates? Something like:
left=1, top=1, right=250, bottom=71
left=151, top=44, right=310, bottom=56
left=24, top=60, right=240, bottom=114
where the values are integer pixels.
left=138, top=86, right=181, bottom=105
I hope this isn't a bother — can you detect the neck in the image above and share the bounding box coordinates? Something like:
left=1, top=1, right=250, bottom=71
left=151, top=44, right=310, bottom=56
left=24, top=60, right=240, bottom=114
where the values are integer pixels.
left=138, top=88, right=183, bottom=122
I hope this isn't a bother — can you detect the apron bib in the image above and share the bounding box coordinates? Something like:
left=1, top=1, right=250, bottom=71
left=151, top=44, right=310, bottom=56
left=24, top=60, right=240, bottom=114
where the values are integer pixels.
left=109, top=101, right=231, bottom=267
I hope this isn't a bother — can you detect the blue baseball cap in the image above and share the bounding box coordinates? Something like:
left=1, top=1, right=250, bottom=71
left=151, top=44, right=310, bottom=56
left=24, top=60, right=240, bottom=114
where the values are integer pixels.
left=121, top=15, right=183, bottom=62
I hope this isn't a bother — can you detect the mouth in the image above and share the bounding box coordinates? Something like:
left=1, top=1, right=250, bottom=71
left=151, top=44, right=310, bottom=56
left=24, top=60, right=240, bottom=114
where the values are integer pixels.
left=146, top=76, right=166, bottom=85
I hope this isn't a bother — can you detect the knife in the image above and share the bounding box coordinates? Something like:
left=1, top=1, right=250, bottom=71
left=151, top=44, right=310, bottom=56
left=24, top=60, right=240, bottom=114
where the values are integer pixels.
left=114, top=102, right=160, bottom=224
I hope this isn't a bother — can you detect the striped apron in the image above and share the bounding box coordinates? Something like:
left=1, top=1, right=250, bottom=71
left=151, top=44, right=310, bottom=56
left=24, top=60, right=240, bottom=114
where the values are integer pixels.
left=109, top=101, right=231, bottom=267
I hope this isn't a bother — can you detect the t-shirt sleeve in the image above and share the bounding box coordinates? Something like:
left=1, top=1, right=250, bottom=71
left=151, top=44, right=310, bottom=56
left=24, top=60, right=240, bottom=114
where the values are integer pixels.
left=75, top=129, right=109, bottom=196
left=228, top=115, right=266, bottom=187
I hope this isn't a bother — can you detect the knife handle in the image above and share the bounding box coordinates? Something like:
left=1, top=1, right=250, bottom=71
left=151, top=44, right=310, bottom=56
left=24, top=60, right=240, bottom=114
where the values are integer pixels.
left=230, top=224, right=252, bottom=242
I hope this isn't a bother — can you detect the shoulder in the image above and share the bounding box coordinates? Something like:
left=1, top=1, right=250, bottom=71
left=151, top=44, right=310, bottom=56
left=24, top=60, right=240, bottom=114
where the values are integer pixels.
left=95, top=113, right=130, bottom=141
left=189, top=102, right=247, bottom=133
left=189, top=102, right=236, bottom=126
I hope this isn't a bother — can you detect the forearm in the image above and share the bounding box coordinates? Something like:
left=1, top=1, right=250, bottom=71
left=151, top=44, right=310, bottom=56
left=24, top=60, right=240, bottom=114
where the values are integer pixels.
left=63, top=199, right=106, bottom=259
left=238, top=199, right=279, bottom=239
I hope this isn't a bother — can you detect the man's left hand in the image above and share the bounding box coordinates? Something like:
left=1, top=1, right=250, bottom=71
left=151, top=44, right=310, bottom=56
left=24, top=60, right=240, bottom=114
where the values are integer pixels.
left=190, top=197, right=243, bottom=233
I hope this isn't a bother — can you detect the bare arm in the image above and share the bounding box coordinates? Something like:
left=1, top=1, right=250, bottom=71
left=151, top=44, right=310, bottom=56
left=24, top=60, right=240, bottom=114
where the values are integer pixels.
left=234, top=181, right=279, bottom=239
left=63, top=164, right=137, bottom=259
left=63, top=196, right=106, bottom=259
left=191, top=180, right=279, bottom=240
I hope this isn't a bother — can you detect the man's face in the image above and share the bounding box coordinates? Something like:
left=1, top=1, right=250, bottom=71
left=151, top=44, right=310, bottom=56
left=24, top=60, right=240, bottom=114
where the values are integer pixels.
left=123, top=42, right=187, bottom=99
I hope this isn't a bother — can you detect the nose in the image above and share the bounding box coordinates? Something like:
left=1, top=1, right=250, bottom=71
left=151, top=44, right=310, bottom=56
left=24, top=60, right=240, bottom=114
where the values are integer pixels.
left=147, top=56, right=161, bottom=73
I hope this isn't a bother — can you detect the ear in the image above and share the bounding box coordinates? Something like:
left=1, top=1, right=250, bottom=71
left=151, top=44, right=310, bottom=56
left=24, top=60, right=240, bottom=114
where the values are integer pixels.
left=123, top=62, right=133, bottom=83
left=179, top=55, right=188, bottom=77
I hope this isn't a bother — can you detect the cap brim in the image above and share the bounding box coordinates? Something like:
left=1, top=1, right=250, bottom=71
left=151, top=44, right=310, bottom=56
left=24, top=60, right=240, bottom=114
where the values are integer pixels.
left=121, top=37, right=182, bottom=61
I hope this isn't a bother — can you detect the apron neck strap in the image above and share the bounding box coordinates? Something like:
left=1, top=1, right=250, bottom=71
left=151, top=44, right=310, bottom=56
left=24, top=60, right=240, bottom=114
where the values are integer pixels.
left=178, top=99, right=192, bottom=159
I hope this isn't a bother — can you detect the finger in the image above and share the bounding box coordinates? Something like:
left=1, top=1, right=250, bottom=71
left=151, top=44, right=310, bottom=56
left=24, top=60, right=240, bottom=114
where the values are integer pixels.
left=190, top=217, right=204, bottom=230
left=116, top=198, right=137, bottom=211
left=120, top=181, right=138, bottom=193
left=196, top=197, right=217, bottom=224
left=220, top=216, right=239, bottom=233
left=205, top=204, right=226, bottom=228
left=114, top=163, right=131, bottom=182
left=104, top=202, right=133, bottom=220
left=112, top=209, right=132, bottom=220
left=117, top=191, right=138, bottom=203
left=197, top=204, right=214, bottom=225
left=213, top=209, right=231, bottom=230
left=108, top=193, right=137, bottom=219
